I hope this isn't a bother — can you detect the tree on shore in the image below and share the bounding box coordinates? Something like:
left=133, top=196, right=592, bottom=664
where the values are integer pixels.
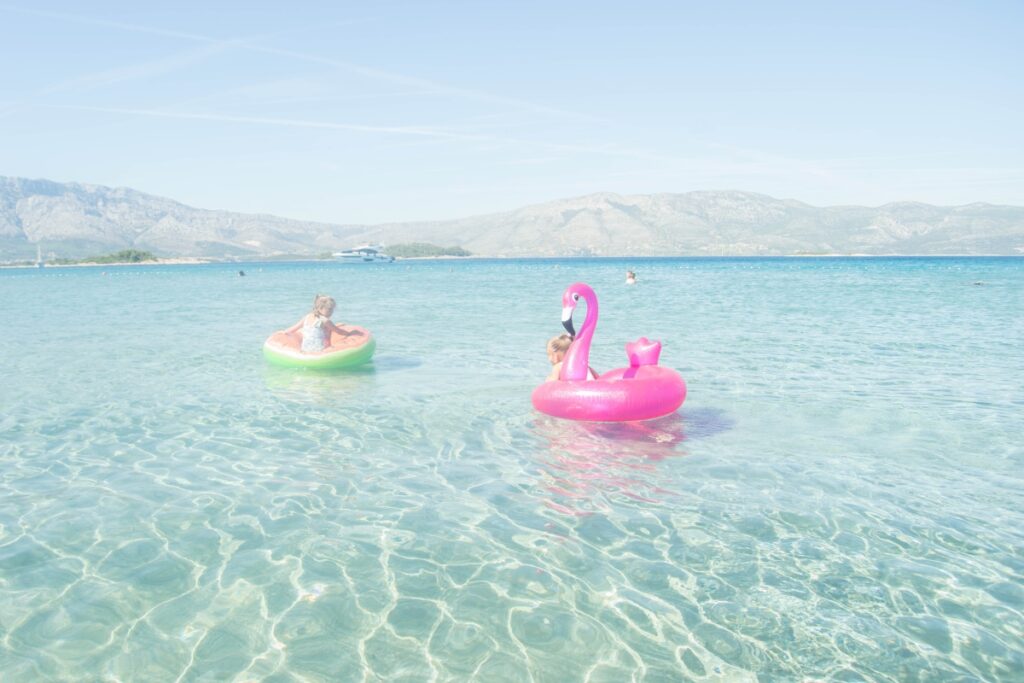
left=387, top=243, right=471, bottom=258
left=53, top=249, right=158, bottom=265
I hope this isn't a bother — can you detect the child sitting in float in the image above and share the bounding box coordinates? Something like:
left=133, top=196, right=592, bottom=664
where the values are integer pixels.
left=546, top=334, right=599, bottom=382
left=283, top=294, right=352, bottom=353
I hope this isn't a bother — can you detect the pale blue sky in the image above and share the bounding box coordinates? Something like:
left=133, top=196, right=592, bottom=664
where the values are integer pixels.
left=1, top=1, right=1021, bottom=223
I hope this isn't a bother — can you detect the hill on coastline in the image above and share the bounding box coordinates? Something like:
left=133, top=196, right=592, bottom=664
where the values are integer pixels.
left=2, top=176, right=1022, bottom=259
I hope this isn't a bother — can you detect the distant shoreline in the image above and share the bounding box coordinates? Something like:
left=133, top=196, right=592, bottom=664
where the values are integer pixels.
left=0, top=257, right=215, bottom=269
left=3, top=253, right=1021, bottom=269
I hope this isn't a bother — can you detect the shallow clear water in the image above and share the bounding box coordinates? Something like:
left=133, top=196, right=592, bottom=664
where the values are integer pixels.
left=1, top=257, right=1022, bottom=682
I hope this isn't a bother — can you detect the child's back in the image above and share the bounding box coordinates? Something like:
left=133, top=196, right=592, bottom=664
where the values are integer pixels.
left=300, top=313, right=330, bottom=352
left=283, top=294, right=342, bottom=353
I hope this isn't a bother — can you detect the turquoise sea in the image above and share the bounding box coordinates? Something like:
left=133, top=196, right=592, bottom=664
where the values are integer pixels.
left=1, top=257, right=1022, bottom=681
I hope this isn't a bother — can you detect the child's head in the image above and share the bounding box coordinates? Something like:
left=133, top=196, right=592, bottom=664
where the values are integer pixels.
left=312, top=294, right=336, bottom=318
left=547, top=334, right=573, bottom=364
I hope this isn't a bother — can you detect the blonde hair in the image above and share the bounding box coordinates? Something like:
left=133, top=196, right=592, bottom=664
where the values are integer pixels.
left=547, top=334, right=573, bottom=355
left=312, top=294, right=335, bottom=319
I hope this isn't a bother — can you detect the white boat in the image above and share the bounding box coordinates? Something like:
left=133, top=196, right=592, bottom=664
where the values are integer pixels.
left=333, top=245, right=395, bottom=263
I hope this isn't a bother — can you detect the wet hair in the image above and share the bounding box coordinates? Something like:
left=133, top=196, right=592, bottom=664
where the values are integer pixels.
left=312, top=294, right=336, bottom=319
left=547, top=334, right=573, bottom=356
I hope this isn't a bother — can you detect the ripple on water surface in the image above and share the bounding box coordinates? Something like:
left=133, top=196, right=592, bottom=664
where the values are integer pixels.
left=1, top=257, right=1023, bottom=681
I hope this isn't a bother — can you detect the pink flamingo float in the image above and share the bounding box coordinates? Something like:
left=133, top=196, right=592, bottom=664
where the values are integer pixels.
left=532, top=283, right=687, bottom=421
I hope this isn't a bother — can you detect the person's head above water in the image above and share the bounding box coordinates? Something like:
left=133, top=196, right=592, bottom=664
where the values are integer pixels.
left=312, top=294, right=336, bottom=319
left=547, top=333, right=573, bottom=364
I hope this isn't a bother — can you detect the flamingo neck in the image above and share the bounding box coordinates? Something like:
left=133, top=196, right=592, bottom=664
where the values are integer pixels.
left=560, top=291, right=598, bottom=380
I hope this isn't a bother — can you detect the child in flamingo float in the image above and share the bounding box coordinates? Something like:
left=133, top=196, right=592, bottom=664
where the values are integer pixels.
left=546, top=334, right=599, bottom=382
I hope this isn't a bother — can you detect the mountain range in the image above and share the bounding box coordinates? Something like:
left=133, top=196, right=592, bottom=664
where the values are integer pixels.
left=2, top=175, right=1022, bottom=259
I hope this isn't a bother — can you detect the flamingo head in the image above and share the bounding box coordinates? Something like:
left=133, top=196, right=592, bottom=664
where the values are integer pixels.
left=560, top=283, right=594, bottom=338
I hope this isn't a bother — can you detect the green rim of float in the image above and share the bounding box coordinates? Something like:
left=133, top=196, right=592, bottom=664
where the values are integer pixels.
left=263, top=335, right=376, bottom=370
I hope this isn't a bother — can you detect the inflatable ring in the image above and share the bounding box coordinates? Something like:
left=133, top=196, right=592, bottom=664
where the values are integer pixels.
left=531, top=283, right=686, bottom=421
left=263, top=325, right=376, bottom=369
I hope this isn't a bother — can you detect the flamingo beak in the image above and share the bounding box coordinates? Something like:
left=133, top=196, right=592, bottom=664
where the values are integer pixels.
left=561, top=306, right=576, bottom=338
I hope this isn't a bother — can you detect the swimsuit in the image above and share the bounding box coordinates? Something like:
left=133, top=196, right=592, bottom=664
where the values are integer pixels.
left=300, top=317, right=329, bottom=352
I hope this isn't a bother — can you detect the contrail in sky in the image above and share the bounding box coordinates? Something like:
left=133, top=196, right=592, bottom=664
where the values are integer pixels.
left=0, top=4, right=601, bottom=121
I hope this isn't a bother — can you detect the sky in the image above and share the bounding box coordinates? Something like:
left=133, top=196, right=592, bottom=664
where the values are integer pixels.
left=1, top=0, right=1022, bottom=223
